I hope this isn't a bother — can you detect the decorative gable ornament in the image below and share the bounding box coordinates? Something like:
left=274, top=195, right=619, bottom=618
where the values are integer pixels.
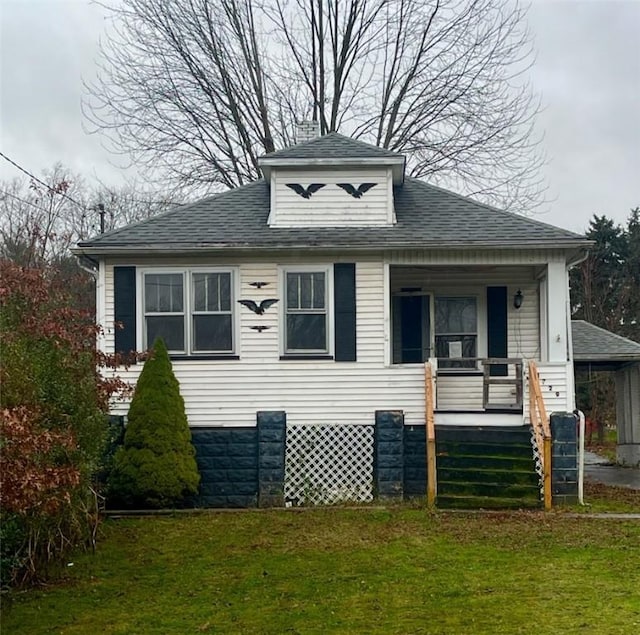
left=336, top=183, right=377, bottom=198
left=285, top=183, right=326, bottom=199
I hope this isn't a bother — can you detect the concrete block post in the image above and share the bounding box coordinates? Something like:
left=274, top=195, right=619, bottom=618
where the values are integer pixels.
left=550, top=412, right=578, bottom=505
left=257, top=411, right=286, bottom=508
left=374, top=411, right=404, bottom=501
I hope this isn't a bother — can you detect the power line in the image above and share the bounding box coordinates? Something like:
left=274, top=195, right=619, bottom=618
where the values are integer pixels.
left=0, top=189, right=51, bottom=214
left=0, top=150, right=87, bottom=213
left=0, top=151, right=184, bottom=223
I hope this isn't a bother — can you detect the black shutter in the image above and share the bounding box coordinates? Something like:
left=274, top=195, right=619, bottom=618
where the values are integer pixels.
left=333, top=263, right=357, bottom=362
left=114, top=266, right=137, bottom=355
left=487, top=286, right=508, bottom=376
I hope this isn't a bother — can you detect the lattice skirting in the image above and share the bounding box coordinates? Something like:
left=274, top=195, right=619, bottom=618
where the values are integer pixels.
left=529, top=426, right=544, bottom=492
left=285, top=424, right=374, bottom=506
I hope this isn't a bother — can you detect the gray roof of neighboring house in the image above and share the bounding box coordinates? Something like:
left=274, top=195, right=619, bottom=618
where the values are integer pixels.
left=572, top=320, right=640, bottom=362
left=77, top=177, right=589, bottom=253
left=260, top=132, right=403, bottom=160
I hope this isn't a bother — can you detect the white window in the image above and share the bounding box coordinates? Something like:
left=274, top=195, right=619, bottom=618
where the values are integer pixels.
left=283, top=267, right=330, bottom=354
left=142, top=269, right=236, bottom=355
left=435, top=296, right=477, bottom=369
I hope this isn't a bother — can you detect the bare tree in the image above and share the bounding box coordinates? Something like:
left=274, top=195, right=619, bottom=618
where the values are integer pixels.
left=86, top=0, right=544, bottom=212
left=0, top=167, right=178, bottom=266
left=0, top=166, right=89, bottom=267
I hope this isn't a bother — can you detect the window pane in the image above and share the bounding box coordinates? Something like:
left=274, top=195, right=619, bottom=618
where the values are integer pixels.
left=435, top=297, right=476, bottom=333
left=287, top=314, right=326, bottom=351
left=170, top=274, right=183, bottom=311
left=436, top=335, right=476, bottom=369
left=193, top=273, right=207, bottom=311
left=312, top=273, right=325, bottom=309
left=193, top=315, right=232, bottom=351
left=145, top=274, right=183, bottom=313
left=192, top=272, right=232, bottom=312
left=146, top=315, right=185, bottom=351
left=287, top=273, right=299, bottom=309
left=300, top=273, right=312, bottom=308
left=218, top=273, right=231, bottom=311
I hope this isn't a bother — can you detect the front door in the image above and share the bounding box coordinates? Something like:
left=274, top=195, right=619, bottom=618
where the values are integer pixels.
left=393, top=294, right=431, bottom=363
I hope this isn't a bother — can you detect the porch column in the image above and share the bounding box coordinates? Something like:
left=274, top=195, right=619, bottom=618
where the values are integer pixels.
left=374, top=410, right=404, bottom=501
left=545, top=262, right=569, bottom=362
left=616, top=363, right=640, bottom=466
left=550, top=412, right=578, bottom=505
left=257, top=411, right=287, bottom=507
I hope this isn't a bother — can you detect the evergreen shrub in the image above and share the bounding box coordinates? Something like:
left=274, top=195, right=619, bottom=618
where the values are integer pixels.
left=110, top=338, right=200, bottom=508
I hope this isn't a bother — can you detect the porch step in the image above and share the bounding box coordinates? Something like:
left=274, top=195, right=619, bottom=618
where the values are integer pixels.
left=433, top=425, right=541, bottom=510
left=436, top=495, right=542, bottom=510
left=437, top=480, right=540, bottom=499
left=435, top=425, right=532, bottom=444
left=438, top=467, right=539, bottom=487
left=437, top=455, right=535, bottom=472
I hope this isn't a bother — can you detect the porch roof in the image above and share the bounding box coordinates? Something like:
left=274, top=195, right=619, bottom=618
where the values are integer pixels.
left=76, top=178, right=590, bottom=254
left=572, top=320, right=640, bottom=366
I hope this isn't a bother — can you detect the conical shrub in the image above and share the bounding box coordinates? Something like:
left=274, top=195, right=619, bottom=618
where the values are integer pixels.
left=109, top=338, right=200, bottom=507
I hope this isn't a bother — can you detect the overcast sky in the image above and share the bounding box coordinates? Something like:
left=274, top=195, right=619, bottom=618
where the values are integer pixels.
left=1, top=0, right=638, bottom=233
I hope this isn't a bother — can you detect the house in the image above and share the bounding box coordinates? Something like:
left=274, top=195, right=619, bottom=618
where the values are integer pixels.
left=572, top=320, right=640, bottom=466
left=75, top=130, right=593, bottom=509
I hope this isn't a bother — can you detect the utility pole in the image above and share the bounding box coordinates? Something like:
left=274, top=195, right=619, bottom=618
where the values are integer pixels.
left=98, top=203, right=105, bottom=234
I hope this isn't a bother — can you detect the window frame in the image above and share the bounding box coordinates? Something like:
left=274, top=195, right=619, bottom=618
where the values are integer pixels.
left=280, top=264, right=333, bottom=357
left=139, top=267, right=239, bottom=356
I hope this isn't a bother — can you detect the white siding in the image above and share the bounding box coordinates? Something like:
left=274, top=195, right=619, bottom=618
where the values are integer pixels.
left=523, top=361, right=572, bottom=425
left=105, top=258, right=426, bottom=427
left=101, top=254, right=571, bottom=428
left=269, top=167, right=393, bottom=227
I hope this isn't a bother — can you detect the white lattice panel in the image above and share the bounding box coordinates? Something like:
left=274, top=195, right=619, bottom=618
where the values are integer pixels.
left=285, top=424, right=374, bottom=505
left=529, top=427, right=544, bottom=492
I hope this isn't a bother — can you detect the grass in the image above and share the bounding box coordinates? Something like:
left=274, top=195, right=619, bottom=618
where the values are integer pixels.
left=3, top=495, right=640, bottom=634
left=579, top=480, right=640, bottom=513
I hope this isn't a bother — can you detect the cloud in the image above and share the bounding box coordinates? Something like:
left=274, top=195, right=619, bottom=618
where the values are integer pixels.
left=0, top=0, right=132, bottom=184
left=528, top=0, right=640, bottom=231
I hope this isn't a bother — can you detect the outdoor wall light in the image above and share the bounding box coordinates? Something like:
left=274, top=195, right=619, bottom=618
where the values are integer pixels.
left=513, top=289, right=524, bottom=309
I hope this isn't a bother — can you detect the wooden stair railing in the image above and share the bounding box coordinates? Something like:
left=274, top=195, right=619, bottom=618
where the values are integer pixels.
left=424, top=362, right=437, bottom=506
left=528, top=361, right=552, bottom=510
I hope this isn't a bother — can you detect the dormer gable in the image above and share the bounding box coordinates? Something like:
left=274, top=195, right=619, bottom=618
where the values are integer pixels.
left=258, top=133, right=405, bottom=228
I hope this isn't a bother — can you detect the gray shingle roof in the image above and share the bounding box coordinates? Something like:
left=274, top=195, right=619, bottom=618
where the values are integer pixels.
left=572, top=320, right=640, bottom=362
left=77, top=178, right=588, bottom=252
left=260, top=132, right=404, bottom=160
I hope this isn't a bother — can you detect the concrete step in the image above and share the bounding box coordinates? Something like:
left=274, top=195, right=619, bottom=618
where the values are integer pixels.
left=437, top=494, right=542, bottom=510
left=438, top=480, right=541, bottom=499
left=438, top=467, right=540, bottom=486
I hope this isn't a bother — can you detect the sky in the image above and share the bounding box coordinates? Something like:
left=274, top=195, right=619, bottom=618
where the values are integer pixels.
left=0, top=0, right=638, bottom=234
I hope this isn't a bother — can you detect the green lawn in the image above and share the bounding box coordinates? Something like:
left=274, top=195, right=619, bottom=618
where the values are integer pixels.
left=4, top=493, right=640, bottom=635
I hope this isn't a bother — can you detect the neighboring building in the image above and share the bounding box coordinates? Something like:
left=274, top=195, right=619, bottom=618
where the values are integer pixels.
left=75, top=132, right=593, bottom=508
left=572, top=320, right=640, bottom=466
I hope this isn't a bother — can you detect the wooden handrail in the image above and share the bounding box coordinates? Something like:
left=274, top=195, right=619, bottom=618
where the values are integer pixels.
left=424, top=362, right=437, bottom=507
left=528, top=360, right=552, bottom=510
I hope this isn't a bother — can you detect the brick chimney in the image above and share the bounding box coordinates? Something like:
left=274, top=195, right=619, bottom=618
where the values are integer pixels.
left=295, top=120, right=320, bottom=144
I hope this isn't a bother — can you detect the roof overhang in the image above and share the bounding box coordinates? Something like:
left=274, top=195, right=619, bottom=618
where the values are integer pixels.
left=258, top=156, right=406, bottom=185
left=73, top=240, right=592, bottom=258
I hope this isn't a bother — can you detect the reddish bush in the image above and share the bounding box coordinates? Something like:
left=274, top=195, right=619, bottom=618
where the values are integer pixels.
left=0, top=259, right=129, bottom=586
left=1, top=407, right=81, bottom=516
